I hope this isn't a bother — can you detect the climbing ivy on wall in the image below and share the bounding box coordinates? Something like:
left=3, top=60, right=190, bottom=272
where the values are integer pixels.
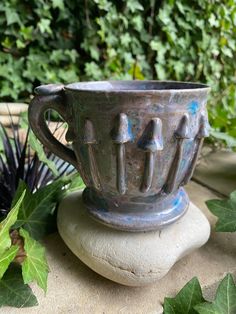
left=0, top=0, right=236, bottom=145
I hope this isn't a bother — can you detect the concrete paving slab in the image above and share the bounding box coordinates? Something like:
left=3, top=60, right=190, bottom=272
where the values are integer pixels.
left=4, top=182, right=236, bottom=314
left=194, top=150, right=236, bottom=196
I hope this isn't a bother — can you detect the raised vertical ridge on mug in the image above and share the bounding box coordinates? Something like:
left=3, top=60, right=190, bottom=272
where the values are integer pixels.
left=137, top=118, right=163, bottom=193
left=163, top=114, right=191, bottom=194
left=111, top=113, right=133, bottom=195
left=83, top=119, right=102, bottom=191
left=181, top=112, right=209, bottom=186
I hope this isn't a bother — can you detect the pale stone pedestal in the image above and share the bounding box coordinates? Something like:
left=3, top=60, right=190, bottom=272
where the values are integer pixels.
left=57, top=191, right=210, bottom=286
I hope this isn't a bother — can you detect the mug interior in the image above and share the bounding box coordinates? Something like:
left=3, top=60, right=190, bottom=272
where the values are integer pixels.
left=65, top=80, right=209, bottom=92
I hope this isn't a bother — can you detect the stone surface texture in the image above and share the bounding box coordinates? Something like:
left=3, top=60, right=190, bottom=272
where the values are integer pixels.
left=0, top=102, right=28, bottom=115
left=57, top=191, right=210, bottom=286
left=0, top=103, right=28, bottom=126
left=194, top=150, right=236, bottom=196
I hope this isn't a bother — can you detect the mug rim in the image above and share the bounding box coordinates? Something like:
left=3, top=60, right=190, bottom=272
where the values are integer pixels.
left=65, top=80, right=210, bottom=93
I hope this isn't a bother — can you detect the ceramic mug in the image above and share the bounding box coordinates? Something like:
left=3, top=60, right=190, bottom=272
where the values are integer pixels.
left=29, top=81, right=210, bottom=231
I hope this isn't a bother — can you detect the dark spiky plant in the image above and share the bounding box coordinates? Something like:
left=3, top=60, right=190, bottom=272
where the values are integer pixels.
left=0, top=117, right=75, bottom=220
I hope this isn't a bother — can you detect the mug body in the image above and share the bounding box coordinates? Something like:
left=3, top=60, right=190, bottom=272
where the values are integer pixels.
left=62, top=81, right=210, bottom=231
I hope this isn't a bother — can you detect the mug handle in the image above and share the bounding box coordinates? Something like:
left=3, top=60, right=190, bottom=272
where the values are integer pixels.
left=28, top=84, right=77, bottom=168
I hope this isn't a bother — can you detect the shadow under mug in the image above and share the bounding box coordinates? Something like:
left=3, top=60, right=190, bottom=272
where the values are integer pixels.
left=29, top=80, right=210, bottom=232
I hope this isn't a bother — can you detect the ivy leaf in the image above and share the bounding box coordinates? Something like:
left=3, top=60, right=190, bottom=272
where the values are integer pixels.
left=0, top=265, right=38, bottom=308
left=14, top=179, right=66, bottom=239
left=20, top=228, right=49, bottom=293
left=65, top=173, right=85, bottom=194
left=210, top=130, right=236, bottom=147
left=126, top=0, right=144, bottom=12
left=0, top=190, right=26, bottom=254
left=5, top=8, right=21, bottom=25
left=128, top=63, right=145, bottom=80
left=52, top=0, right=65, bottom=10
left=206, top=191, right=236, bottom=232
left=0, top=245, right=19, bottom=279
left=11, top=180, right=28, bottom=208
left=29, top=131, right=59, bottom=176
left=195, top=274, right=236, bottom=314
left=163, top=277, right=205, bottom=314
left=37, top=18, right=52, bottom=34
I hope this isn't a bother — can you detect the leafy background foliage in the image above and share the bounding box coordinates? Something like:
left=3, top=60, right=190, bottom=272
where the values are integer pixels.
left=0, top=0, right=236, bottom=145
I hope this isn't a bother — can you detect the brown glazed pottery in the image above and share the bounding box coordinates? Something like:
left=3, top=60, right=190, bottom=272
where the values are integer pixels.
left=28, top=81, right=210, bottom=231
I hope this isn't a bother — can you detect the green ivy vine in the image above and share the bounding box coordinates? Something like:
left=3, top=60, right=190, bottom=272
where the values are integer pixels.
left=0, top=0, right=236, bottom=146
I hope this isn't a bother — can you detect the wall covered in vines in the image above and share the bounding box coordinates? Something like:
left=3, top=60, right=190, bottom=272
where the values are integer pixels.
left=0, top=0, right=236, bottom=144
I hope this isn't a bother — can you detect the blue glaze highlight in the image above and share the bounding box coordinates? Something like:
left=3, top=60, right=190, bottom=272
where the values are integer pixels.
left=173, top=197, right=181, bottom=207
left=188, top=101, right=199, bottom=115
left=127, top=119, right=134, bottom=142
left=84, top=187, right=189, bottom=231
left=137, top=138, right=163, bottom=152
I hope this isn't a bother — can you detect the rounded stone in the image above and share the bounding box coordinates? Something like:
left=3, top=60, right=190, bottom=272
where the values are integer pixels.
left=57, top=191, right=210, bottom=286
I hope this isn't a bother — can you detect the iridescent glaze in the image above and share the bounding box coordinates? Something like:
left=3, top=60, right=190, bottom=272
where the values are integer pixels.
left=29, top=81, right=210, bottom=231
